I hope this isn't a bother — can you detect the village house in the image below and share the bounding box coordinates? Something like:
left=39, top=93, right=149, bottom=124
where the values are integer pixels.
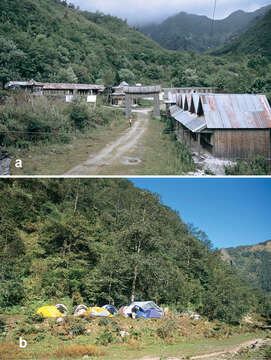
left=5, top=80, right=105, bottom=103
left=164, top=87, right=217, bottom=112
left=169, top=93, right=271, bottom=159
left=110, top=81, right=129, bottom=106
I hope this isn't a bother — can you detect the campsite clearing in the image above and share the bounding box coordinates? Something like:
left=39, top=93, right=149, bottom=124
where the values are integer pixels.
left=0, top=313, right=270, bottom=360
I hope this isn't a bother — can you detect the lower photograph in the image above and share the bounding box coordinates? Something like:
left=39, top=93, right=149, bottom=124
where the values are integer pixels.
left=0, top=177, right=270, bottom=360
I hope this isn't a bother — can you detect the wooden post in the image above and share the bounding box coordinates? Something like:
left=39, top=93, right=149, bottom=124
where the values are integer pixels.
left=153, top=93, right=160, bottom=118
left=125, top=94, right=132, bottom=118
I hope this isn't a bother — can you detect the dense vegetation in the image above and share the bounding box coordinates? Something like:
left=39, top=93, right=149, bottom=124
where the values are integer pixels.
left=225, top=156, right=271, bottom=176
left=140, top=6, right=271, bottom=52
left=0, top=0, right=271, bottom=104
left=0, top=92, right=124, bottom=150
left=214, top=9, right=271, bottom=59
left=221, top=240, right=271, bottom=294
left=0, top=179, right=270, bottom=323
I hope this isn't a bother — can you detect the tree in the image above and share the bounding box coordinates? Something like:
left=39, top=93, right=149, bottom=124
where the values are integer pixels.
left=118, top=68, right=136, bottom=84
left=0, top=37, right=25, bottom=89
left=57, top=66, right=78, bottom=83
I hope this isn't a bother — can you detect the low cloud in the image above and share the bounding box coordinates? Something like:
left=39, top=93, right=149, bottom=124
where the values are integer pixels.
left=72, top=0, right=271, bottom=25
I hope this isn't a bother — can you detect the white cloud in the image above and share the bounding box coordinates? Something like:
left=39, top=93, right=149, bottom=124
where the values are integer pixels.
left=71, top=0, right=271, bottom=24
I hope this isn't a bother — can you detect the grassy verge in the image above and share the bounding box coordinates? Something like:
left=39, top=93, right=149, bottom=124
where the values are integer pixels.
left=0, top=93, right=127, bottom=175
left=99, top=112, right=195, bottom=175
left=0, top=313, right=269, bottom=360
left=225, top=155, right=271, bottom=175
left=9, top=108, right=126, bottom=175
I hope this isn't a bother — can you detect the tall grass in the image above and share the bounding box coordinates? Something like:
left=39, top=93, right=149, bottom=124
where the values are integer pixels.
left=225, top=155, right=271, bottom=175
left=54, top=344, right=105, bottom=358
left=0, top=92, right=124, bottom=151
left=160, top=112, right=195, bottom=173
left=0, top=342, right=30, bottom=360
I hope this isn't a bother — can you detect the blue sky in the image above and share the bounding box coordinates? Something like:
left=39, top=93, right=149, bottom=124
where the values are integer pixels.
left=130, top=178, right=271, bottom=249
left=71, top=0, right=271, bottom=25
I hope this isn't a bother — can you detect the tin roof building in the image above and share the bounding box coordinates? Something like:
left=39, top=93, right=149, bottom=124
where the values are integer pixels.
left=169, top=93, right=271, bottom=159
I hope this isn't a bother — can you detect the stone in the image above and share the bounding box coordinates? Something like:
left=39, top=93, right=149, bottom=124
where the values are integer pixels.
left=120, top=330, right=129, bottom=337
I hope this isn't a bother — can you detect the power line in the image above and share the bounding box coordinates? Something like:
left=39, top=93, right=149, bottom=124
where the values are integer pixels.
left=210, top=0, right=217, bottom=37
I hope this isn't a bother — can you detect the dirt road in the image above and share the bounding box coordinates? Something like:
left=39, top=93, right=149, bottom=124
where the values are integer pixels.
left=65, top=109, right=151, bottom=175
left=135, top=338, right=268, bottom=360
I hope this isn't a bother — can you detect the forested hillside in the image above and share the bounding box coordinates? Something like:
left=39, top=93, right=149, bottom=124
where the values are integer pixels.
left=214, top=9, right=271, bottom=59
left=1, top=0, right=271, bottom=98
left=1, top=179, right=268, bottom=323
left=140, top=6, right=271, bottom=52
left=221, top=240, right=271, bottom=294
left=0, top=0, right=174, bottom=87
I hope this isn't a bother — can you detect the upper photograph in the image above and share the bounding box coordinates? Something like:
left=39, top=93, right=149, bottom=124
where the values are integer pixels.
left=1, top=0, right=271, bottom=176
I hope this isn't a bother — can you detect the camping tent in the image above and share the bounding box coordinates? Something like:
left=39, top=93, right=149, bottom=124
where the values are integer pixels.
left=55, top=304, right=68, bottom=315
left=145, top=309, right=162, bottom=319
left=123, top=301, right=163, bottom=318
left=102, top=304, right=118, bottom=315
left=73, top=304, right=88, bottom=316
left=36, top=306, right=63, bottom=318
left=118, top=306, right=127, bottom=315
left=85, top=306, right=113, bottom=317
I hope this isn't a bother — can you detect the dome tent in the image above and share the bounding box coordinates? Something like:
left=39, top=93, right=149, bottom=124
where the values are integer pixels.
left=123, top=301, right=163, bottom=319
left=85, top=306, right=113, bottom=317
left=102, top=304, right=118, bottom=315
left=36, top=305, right=63, bottom=318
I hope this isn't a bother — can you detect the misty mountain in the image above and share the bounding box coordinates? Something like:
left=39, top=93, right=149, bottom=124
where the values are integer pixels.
left=214, top=8, right=271, bottom=59
left=139, top=5, right=271, bottom=52
left=221, top=240, right=271, bottom=294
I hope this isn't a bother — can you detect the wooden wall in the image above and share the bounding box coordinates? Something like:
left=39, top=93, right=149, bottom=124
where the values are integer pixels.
left=212, top=129, right=271, bottom=159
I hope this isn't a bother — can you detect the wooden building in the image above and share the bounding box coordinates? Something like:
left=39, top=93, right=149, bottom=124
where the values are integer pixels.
left=110, top=81, right=129, bottom=105
left=169, top=93, right=271, bottom=159
left=5, top=80, right=105, bottom=103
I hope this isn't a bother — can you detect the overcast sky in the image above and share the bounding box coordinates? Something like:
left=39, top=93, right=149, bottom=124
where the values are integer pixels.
left=71, top=0, right=271, bottom=25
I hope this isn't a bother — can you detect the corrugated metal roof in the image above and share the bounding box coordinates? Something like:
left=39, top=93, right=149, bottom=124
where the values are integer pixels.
left=199, top=94, right=271, bottom=129
left=167, top=91, right=177, bottom=103
left=124, top=85, right=161, bottom=94
left=176, top=112, right=206, bottom=132
left=191, top=94, right=200, bottom=113
left=5, top=81, right=36, bottom=88
left=42, top=83, right=104, bottom=91
left=170, top=106, right=206, bottom=132
left=5, top=80, right=104, bottom=91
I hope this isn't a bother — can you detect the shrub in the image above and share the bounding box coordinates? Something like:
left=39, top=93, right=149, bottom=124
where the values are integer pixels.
left=225, top=155, right=271, bottom=175
left=70, top=323, right=85, bottom=336
left=0, top=317, right=6, bottom=331
left=96, top=329, right=117, bottom=345
left=98, top=317, right=110, bottom=327
left=156, top=319, right=177, bottom=340
left=70, top=102, right=90, bottom=130
left=25, top=314, right=44, bottom=324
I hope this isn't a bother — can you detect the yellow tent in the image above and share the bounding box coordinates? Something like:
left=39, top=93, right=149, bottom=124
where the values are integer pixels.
left=85, top=306, right=113, bottom=317
left=36, top=305, right=63, bottom=318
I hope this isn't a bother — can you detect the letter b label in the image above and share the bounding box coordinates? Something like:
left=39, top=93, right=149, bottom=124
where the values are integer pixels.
left=19, top=337, right=27, bottom=348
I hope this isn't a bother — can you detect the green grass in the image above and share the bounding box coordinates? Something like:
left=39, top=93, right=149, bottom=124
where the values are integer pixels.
left=98, top=112, right=195, bottom=175
left=11, top=108, right=127, bottom=175
left=0, top=313, right=269, bottom=360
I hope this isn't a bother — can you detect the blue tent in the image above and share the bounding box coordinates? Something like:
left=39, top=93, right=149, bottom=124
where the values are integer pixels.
left=102, top=305, right=118, bottom=316
left=145, top=309, right=162, bottom=319
left=133, top=306, right=162, bottom=319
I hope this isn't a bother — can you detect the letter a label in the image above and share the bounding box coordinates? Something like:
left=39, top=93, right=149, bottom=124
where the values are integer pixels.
left=15, top=159, right=23, bottom=168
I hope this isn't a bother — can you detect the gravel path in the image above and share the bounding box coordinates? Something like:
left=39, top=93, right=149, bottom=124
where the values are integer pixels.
left=65, top=109, right=150, bottom=175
